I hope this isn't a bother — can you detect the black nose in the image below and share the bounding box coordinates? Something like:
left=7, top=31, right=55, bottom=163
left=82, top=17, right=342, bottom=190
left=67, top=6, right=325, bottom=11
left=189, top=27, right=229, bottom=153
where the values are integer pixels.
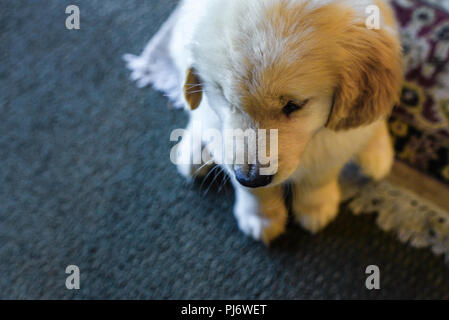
left=234, top=164, right=273, bottom=188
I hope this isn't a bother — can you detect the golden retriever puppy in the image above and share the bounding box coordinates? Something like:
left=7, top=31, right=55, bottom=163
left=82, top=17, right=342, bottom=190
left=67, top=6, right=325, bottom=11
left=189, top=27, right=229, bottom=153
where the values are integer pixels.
left=125, top=0, right=403, bottom=243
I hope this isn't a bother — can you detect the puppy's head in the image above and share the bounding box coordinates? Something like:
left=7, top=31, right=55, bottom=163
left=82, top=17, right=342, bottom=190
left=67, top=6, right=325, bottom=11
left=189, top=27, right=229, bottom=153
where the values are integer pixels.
left=184, top=0, right=403, bottom=188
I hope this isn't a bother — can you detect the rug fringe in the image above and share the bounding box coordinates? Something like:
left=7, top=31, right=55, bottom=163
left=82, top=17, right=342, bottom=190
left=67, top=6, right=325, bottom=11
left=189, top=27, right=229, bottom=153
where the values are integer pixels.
left=341, top=164, right=449, bottom=263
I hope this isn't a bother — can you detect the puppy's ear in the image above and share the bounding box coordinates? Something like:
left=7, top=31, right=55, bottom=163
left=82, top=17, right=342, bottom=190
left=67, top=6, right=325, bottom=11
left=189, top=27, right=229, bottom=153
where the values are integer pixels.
left=184, top=68, right=203, bottom=111
left=326, top=27, right=403, bottom=131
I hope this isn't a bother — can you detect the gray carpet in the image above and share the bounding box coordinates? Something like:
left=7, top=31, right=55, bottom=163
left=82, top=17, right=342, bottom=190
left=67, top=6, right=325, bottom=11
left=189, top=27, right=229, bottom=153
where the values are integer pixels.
left=1, top=0, right=449, bottom=300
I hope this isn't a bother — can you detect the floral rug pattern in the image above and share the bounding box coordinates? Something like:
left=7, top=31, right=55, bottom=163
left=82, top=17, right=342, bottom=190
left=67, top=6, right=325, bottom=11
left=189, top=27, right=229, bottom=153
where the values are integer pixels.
left=390, top=0, right=449, bottom=185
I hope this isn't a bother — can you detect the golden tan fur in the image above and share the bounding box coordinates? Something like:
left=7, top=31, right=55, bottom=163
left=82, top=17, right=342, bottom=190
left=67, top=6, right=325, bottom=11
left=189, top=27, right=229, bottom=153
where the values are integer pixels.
left=186, top=1, right=402, bottom=130
left=184, top=68, right=203, bottom=111
left=328, top=22, right=403, bottom=130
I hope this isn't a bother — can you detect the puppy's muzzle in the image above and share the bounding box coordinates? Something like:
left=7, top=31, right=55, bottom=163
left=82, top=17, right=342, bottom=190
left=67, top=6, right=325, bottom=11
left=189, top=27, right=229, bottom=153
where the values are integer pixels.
left=234, top=164, right=273, bottom=188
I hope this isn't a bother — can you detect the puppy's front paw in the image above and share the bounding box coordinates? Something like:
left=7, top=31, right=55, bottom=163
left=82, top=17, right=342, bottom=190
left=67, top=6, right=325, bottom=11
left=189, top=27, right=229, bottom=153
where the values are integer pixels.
left=234, top=201, right=287, bottom=244
left=358, top=145, right=394, bottom=181
left=293, top=181, right=340, bottom=234
left=123, top=54, right=154, bottom=88
left=357, top=123, right=394, bottom=181
left=294, top=200, right=339, bottom=234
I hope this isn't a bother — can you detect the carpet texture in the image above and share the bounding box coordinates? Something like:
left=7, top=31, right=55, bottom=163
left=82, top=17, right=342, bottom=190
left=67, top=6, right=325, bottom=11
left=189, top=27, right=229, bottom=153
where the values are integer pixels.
left=1, top=0, right=449, bottom=300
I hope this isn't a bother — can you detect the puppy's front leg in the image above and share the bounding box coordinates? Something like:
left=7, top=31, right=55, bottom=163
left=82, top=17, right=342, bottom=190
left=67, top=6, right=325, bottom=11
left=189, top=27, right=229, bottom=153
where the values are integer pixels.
left=233, top=183, right=287, bottom=244
left=356, top=121, right=394, bottom=181
left=292, top=179, right=341, bottom=234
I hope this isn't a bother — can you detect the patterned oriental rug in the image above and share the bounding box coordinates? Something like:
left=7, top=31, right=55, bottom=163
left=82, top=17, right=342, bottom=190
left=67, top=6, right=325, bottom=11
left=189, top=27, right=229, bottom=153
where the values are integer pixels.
left=390, top=0, right=449, bottom=186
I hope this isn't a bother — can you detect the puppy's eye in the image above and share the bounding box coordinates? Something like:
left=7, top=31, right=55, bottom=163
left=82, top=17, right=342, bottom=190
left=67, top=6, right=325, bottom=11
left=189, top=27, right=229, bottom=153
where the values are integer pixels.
left=282, top=100, right=309, bottom=117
